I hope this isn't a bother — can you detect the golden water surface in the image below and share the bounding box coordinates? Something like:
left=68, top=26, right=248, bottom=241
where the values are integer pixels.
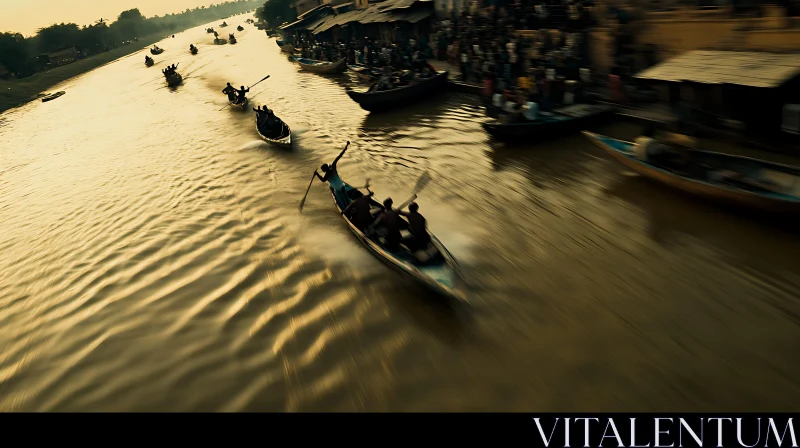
left=2, top=17, right=800, bottom=411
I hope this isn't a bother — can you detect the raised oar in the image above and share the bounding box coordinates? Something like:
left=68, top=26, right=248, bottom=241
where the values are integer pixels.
left=218, top=74, right=270, bottom=110
left=397, top=171, right=431, bottom=210
left=299, top=141, right=350, bottom=213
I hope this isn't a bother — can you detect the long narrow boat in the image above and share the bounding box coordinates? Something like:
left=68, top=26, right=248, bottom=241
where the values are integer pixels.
left=292, top=57, right=346, bottom=74
left=255, top=116, right=292, bottom=148
left=166, top=72, right=183, bottom=87
left=483, top=103, right=616, bottom=142
left=213, top=38, right=228, bottom=45
left=327, top=171, right=466, bottom=301
left=346, top=71, right=448, bottom=112
left=582, top=131, right=800, bottom=214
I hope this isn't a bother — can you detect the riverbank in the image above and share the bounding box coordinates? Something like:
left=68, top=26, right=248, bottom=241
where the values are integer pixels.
left=2, top=32, right=185, bottom=114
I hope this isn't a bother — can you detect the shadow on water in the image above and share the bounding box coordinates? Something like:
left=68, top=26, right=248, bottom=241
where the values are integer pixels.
left=486, top=133, right=595, bottom=185
left=390, top=279, right=476, bottom=347
left=605, top=174, right=800, bottom=275
left=359, top=94, right=456, bottom=134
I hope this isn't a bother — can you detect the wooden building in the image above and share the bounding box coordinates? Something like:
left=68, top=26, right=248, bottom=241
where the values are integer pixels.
left=635, top=50, right=800, bottom=139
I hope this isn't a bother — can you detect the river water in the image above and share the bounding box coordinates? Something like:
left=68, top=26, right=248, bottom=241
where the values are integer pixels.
left=2, top=18, right=800, bottom=412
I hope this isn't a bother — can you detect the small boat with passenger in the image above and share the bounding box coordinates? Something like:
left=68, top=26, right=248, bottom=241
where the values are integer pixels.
left=325, top=158, right=466, bottom=301
left=582, top=131, right=800, bottom=214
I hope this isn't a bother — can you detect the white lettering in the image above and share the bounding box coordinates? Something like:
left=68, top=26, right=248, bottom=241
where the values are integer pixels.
left=678, top=418, right=703, bottom=447
left=655, top=418, right=675, bottom=447
left=632, top=418, right=652, bottom=448
left=708, top=418, right=732, bottom=448
left=600, top=419, right=624, bottom=447
left=534, top=418, right=559, bottom=447
left=736, top=418, right=760, bottom=448
left=575, top=418, right=599, bottom=448
left=766, top=418, right=797, bottom=447
left=565, top=418, right=571, bottom=448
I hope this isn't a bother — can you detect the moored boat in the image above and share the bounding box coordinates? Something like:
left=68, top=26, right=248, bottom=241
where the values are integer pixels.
left=279, top=44, right=294, bottom=53
left=346, top=71, right=448, bottom=113
left=166, top=72, right=183, bottom=87
left=482, top=103, right=616, bottom=142
left=326, top=170, right=466, bottom=301
left=292, top=57, right=346, bottom=74
left=256, top=116, right=292, bottom=148
left=582, top=131, right=800, bottom=214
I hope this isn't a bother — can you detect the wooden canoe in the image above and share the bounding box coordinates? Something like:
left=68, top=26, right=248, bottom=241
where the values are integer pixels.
left=483, top=104, right=616, bottom=142
left=214, top=38, right=227, bottom=45
left=346, top=71, right=448, bottom=113
left=292, top=57, right=346, bottom=74
left=150, top=47, right=163, bottom=55
left=327, top=171, right=467, bottom=302
left=256, top=116, right=292, bottom=148
left=41, top=91, right=65, bottom=102
left=583, top=131, right=800, bottom=214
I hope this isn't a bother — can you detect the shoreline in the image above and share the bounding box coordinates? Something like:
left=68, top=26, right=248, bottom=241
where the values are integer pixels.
left=0, top=16, right=247, bottom=115
left=0, top=33, right=169, bottom=114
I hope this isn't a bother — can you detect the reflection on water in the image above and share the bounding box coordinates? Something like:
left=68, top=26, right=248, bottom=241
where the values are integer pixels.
left=1, top=16, right=800, bottom=411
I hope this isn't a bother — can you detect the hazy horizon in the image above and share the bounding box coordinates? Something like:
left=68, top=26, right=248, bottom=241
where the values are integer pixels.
left=0, top=0, right=252, bottom=36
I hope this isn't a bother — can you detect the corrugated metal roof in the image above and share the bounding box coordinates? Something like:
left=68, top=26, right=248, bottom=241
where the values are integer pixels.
left=635, top=50, right=800, bottom=88
left=312, top=0, right=432, bottom=34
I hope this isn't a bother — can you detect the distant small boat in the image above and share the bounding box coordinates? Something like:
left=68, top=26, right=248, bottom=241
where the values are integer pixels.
left=219, top=22, right=228, bottom=27
left=229, top=36, right=237, bottom=44
left=206, top=28, right=215, bottom=33
left=190, top=46, right=198, bottom=55
left=237, top=25, right=244, bottom=31
left=150, top=47, right=163, bottom=55
left=145, top=58, right=154, bottom=67
left=214, top=38, right=227, bottom=45
left=41, top=91, right=65, bottom=102
left=293, top=57, right=346, bottom=74
left=166, top=72, right=183, bottom=87
left=582, top=131, right=800, bottom=214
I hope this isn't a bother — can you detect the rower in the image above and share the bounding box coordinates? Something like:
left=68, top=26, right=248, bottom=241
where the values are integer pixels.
left=342, top=185, right=376, bottom=230
left=314, top=144, right=349, bottom=183
left=399, top=201, right=430, bottom=253
left=222, top=83, right=237, bottom=102
left=370, top=198, right=404, bottom=252
left=235, top=85, right=249, bottom=104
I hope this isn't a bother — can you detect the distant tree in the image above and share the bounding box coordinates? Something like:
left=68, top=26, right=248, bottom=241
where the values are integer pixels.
left=0, top=32, right=30, bottom=74
left=36, top=23, right=81, bottom=52
left=115, top=8, right=146, bottom=39
left=256, top=0, right=296, bottom=26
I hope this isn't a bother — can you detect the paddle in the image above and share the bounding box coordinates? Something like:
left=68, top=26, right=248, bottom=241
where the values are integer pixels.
left=299, top=141, right=350, bottom=213
left=218, top=75, right=270, bottom=110
left=397, top=171, right=431, bottom=210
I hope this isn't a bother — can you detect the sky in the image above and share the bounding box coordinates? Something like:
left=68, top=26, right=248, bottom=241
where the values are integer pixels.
left=0, top=0, right=233, bottom=36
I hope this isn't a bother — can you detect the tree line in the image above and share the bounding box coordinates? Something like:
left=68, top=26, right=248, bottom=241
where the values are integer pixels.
left=254, top=0, right=297, bottom=31
left=0, top=0, right=260, bottom=78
